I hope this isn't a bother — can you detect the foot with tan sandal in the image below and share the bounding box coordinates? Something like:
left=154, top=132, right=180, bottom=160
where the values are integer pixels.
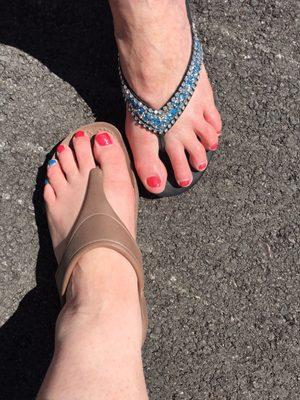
left=37, top=124, right=148, bottom=400
left=109, top=0, right=222, bottom=197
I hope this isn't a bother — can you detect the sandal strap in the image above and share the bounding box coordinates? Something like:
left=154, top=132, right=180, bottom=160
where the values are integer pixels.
left=56, top=167, right=143, bottom=296
left=118, top=21, right=203, bottom=136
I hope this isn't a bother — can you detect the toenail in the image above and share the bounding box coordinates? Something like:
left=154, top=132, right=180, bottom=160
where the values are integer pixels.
left=57, top=144, right=65, bottom=153
left=44, top=179, right=49, bottom=185
left=147, top=176, right=161, bottom=188
left=48, top=159, right=57, bottom=167
left=179, top=179, right=190, bottom=187
left=96, top=131, right=113, bottom=146
left=199, top=162, right=207, bottom=171
left=210, top=143, right=218, bottom=151
left=74, top=130, right=85, bottom=138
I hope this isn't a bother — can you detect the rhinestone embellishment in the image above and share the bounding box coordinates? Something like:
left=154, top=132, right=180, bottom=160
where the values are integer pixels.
left=118, top=28, right=203, bottom=136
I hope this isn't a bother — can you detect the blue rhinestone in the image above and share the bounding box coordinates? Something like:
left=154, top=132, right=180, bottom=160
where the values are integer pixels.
left=150, top=116, right=161, bottom=126
left=166, top=109, right=178, bottom=121
left=120, top=33, right=203, bottom=136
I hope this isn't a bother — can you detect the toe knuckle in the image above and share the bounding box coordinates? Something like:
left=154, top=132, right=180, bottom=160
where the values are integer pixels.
left=47, top=168, right=56, bottom=178
left=135, top=160, right=146, bottom=175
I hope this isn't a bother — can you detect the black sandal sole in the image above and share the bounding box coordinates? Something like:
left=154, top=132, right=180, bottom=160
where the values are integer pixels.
left=138, top=150, right=214, bottom=199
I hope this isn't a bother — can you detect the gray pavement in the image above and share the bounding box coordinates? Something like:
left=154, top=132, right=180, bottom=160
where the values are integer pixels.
left=0, top=0, right=299, bottom=399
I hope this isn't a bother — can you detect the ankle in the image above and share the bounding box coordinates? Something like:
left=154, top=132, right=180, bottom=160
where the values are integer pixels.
left=64, top=248, right=139, bottom=312
left=56, top=248, right=143, bottom=344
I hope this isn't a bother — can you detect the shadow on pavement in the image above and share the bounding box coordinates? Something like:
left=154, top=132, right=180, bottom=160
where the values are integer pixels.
left=0, top=1, right=123, bottom=398
left=0, top=0, right=124, bottom=126
left=0, top=161, right=60, bottom=399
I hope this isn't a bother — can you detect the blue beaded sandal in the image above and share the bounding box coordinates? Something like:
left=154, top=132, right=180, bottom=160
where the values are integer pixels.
left=119, top=0, right=213, bottom=198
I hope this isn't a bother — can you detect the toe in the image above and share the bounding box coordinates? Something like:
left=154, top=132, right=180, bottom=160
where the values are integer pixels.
left=93, top=129, right=136, bottom=234
left=93, top=130, right=131, bottom=185
left=72, top=130, right=95, bottom=173
left=56, top=143, right=78, bottom=180
left=195, top=119, right=219, bottom=151
left=204, top=105, right=222, bottom=134
left=165, top=138, right=193, bottom=187
left=43, top=180, right=56, bottom=205
left=47, top=159, right=67, bottom=194
left=126, top=114, right=167, bottom=194
left=183, top=133, right=208, bottom=172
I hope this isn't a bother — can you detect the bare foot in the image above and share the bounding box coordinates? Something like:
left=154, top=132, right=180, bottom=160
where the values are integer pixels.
left=44, top=129, right=138, bottom=310
left=39, top=130, right=147, bottom=400
left=109, top=0, right=222, bottom=193
left=44, top=130, right=136, bottom=263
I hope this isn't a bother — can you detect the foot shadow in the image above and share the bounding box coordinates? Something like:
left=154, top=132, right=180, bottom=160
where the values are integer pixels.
left=0, top=0, right=124, bottom=126
left=0, top=161, right=60, bottom=399
left=0, top=2, right=123, bottom=398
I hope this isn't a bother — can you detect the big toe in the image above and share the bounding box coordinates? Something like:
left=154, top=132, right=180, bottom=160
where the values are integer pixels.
left=126, top=114, right=167, bottom=194
left=93, top=129, right=136, bottom=236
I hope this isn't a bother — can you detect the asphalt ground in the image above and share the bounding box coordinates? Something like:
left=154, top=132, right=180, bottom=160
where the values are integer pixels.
left=0, top=1, right=299, bottom=399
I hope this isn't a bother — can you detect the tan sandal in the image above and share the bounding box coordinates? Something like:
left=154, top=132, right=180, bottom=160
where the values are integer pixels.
left=53, top=122, right=148, bottom=342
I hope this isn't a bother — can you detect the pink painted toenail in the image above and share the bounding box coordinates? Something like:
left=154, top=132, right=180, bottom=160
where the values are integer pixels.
left=57, top=144, right=65, bottom=153
left=74, top=130, right=85, bottom=138
left=179, top=180, right=190, bottom=187
left=210, top=143, right=218, bottom=151
left=199, top=162, right=207, bottom=171
left=96, top=132, right=113, bottom=146
left=147, top=176, right=161, bottom=188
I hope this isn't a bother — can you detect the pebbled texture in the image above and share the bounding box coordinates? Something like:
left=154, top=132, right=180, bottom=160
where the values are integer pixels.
left=0, top=0, right=299, bottom=399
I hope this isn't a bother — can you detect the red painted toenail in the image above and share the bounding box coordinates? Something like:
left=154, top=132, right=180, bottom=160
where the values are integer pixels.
left=180, top=180, right=190, bottom=187
left=57, top=144, right=65, bottom=153
left=96, top=132, right=113, bottom=146
left=210, top=143, right=218, bottom=151
left=199, top=162, right=207, bottom=171
left=74, top=130, right=85, bottom=138
left=147, top=176, right=161, bottom=188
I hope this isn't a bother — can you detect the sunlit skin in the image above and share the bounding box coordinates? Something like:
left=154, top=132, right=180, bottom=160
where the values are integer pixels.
left=38, top=132, right=148, bottom=400
left=110, top=0, right=222, bottom=193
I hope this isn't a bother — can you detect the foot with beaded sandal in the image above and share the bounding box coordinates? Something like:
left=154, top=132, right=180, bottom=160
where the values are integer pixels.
left=109, top=0, right=222, bottom=197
